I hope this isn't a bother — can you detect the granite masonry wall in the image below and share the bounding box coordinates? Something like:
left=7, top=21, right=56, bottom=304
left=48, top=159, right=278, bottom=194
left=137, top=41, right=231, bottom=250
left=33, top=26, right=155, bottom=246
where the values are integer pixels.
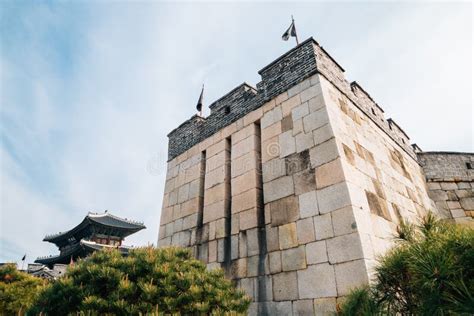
left=158, top=37, right=461, bottom=315
left=418, top=152, right=474, bottom=224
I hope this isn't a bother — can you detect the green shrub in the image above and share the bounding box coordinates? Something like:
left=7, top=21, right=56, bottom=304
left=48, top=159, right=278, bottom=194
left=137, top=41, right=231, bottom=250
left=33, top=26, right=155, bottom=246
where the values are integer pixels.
left=340, top=214, right=474, bottom=315
left=30, top=247, right=251, bottom=315
left=0, top=263, right=48, bottom=315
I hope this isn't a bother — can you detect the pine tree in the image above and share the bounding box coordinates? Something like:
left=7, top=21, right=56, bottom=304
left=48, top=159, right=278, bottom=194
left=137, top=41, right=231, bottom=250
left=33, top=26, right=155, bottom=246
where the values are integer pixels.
left=29, top=247, right=251, bottom=315
left=339, top=214, right=474, bottom=315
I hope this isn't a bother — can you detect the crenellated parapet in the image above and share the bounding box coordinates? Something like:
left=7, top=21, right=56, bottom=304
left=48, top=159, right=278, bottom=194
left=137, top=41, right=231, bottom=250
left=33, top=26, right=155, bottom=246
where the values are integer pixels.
left=167, top=37, right=415, bottom=161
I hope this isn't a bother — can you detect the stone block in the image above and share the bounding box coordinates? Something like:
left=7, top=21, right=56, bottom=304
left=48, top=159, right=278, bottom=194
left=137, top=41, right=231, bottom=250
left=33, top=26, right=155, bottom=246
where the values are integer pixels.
left=240, top=208, right=259, bottom=231
left=188, top=179, right=201, bottom=199
left=203, top=200, right=226, bottom=224
left=261, top=106, right=283, bottom=129
left=247, top=255, right=260, bottom=277
left=317, top=182, right=351, bottom=214
left=231, top=258, right=247, bottom=279
left=215, top=218, right=226, bottom=239
left=297, top=217, right=316, bottom=244
left=285, top=150, right=311, bottom=175
left=331, top=206, right=357, bottom=236
left=232, top=188, right=260, bottom=214
left=309, top=138, right=339, bottom=168
left=308, top=93, right=325, bottom=112
left=281, top=94, right=302, bottom=117
left=300, top=84, right=322, bottom=103
left=177, top=183, right=190, bottom=203
left=208, top=240, right=217, bottom=263
left=279, top=130, right=296, bottom=158
left=298, top=263, right=337, bottom=298
left=293, top=118, right=304, bottom=136
left=451, top=208, right=467, bottom=218
left=299, top=190, right=319, bottom=218
left=273, top=272, right=299, bottom=301
left=293, top=299, right=314, bottom=316
left=262, top=158, right=286, bottom=183
left=281, top=114, right=293, bottom=133
left=204, top=183, right=226, bottom=206
left=279, top=223, right=298, bottom=250
left=232, top=151, right=258, bottom=179
left=440, top=182, right=458, bottom=190
left=231, top=235, right=239, bottom=260
left=313, top=124, right=334, bottom=146
left=262, top=121, right=282, bottom=141
left=282, top=246, right=307, bottom=271
left=293, top=169, right=317, bottom=195
left=240, top=233, right=248, bottom=258
left=266, top=225, right=279, bottom=252
left=247, top=228, right=260, bottom=256
left=303, top=108, right=329, bottom=133
left=232, top=170, right=258, bottom=196
left=313, top=213, right=334, bottom=240
left=292, top=102, right=310, bottom=121
left=231, top=214, right=240, bottom=235
left=428, top=189, right=449, bottom=202
left=205, top=166, right=226, bottom=189
left=261, top=136, right=280, bottom=163
left=314, top=297, right=337, bottom=316
left=263, top=175, right=295, bottom=203
left=460, top=197, right=474, bottom=211
left=269, top=251, right=282, bottom=273
left=232, top=135, right=258, bottom=160
left=334, top=259, right=369, bottom=296
left=269, top=195, right=299, bottom=226
left=254, top=275, right=273, bottom=302
left=327, top=232, right=364, bottom=264
left=427, top=182, right=441, bottom=190
left=296, top=132, right=314, bottom=153
left=306, top=240, right=328, bottom=265
left=316, top=158, right=345, bottom=189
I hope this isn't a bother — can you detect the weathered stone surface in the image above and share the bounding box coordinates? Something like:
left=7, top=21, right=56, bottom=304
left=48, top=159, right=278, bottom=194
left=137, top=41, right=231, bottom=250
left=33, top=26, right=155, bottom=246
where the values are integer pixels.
left=269, top=251, right=282, bottom=273
left=231, top=258, right=247, bottom=279
left=281, top=115, right=293, bottom=133
left=313, top=213, right=334, bottom=240
left=299, top=190, right=319, bottom=218
left=263, top=176, right=295, bottom=203
left=247, top=228, right=260, bottom=256
left=293, top=299, right=314, bottom=316
left=303, top=107, right=329, bottom=134
left=293, top=169, right=317, bottom=195
left=331, top=206, right=357, bottom=236
left=232, top=170, right=258, bottom=196
left=297, top=217, right=316, bottom=244
left=460, top=197, right=474, bottom=211
left=314, top=297, right=337, bottom=316
left=261, top=106, right=283, bottom=129
left=269, top=195, right=299, bottom=226
left=327, top=232, right=364, bottom=264
left=298, top=263, right=337, bottom=298
left=240, top=208, right=259, bottom=231
left=306, top=240, right=328, bottom=265
left=295, top=132, right=314, bottom=153
left=313, top=124, right=334, bottom=145
left=309, top=138, right=339, bottom=168
left=232, top=188, right=260, bottom=214
left=279, top=223, right=298, bottom=250
left=279, top=130, right=296, bottom=158
left=247, top=256, right=260, bottom=277
left=334, top=259, right=369, bottom=296
left=281, top=95, right=302, bottom=116
left=316, top=158, right=345, bottom=189
left=262, top=158, right=286, bottom=183
left=281, top=246, right=306, bottom=271
left=273, top=272, right=299, bottom=301
left=317, top=182, right=351, bottom=214
left=292, top=102, right=309, bottom=121
left=266, top=225, right=280, bottom=252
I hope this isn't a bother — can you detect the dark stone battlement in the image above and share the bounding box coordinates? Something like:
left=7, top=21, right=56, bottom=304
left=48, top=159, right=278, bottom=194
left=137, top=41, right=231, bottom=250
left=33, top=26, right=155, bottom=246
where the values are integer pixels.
left=167, top=37, right=416, bottom=160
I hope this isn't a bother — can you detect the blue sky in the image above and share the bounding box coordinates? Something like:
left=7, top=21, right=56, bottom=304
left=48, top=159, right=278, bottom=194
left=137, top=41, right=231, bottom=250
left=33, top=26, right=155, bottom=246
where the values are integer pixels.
left=1, top=2, right=472, bottom=264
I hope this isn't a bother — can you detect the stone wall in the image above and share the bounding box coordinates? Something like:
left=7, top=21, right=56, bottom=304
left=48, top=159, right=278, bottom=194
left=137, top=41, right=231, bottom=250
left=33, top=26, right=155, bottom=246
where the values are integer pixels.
left=418, top=152, right=474, bottom=224
left=158, top=37, right=457, bottom=315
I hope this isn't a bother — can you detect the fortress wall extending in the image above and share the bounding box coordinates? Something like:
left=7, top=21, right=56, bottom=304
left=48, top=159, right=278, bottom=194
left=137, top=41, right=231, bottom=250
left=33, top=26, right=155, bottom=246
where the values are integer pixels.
left=418, top=152, right=474, bottom=224
left=158, top=37, right=469, bottom=315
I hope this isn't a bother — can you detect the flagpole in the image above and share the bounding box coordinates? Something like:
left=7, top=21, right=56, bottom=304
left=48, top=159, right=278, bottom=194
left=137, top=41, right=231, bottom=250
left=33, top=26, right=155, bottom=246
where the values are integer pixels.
left=199, top=84, right=204, bottom=117
left=292, top=15, right=300, bottom=45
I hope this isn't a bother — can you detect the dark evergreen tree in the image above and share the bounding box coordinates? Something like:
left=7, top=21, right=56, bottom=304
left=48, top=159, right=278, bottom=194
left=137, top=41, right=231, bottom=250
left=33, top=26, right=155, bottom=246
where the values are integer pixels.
left=30, top=247, right=251, bottom=315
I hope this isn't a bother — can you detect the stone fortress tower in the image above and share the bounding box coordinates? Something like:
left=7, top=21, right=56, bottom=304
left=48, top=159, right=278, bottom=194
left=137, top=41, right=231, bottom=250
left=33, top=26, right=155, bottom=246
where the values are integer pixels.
left=158, top=37, right=473, bottom=315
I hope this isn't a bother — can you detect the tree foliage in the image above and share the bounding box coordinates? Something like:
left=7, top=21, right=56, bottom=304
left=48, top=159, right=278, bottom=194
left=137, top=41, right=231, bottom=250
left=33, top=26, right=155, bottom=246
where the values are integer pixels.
left=30, top=247, right=251, bottom=315
left=0, top=263, right=48, bottom=315
left=340, top=214, right=474, bottom=315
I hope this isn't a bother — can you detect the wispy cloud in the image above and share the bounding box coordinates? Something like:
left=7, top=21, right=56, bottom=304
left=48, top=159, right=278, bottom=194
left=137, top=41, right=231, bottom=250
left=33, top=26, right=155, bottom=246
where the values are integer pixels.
left=1, top=2, right=471, bottom=264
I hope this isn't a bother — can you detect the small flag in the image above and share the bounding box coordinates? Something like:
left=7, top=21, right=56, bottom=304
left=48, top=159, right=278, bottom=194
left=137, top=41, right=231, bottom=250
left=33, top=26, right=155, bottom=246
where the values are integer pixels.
left=21, top=254, right=26, bottom=261
left=282, top=16, right=299, bottom=44
left=196, top=84, right=204, bottom=113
